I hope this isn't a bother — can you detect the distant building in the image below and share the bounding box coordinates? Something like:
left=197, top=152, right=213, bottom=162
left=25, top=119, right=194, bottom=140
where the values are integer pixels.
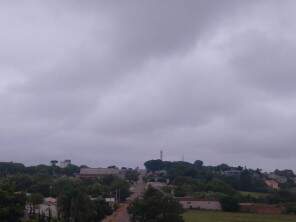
left=79, top=167, right=122, bottom=179
left=267, top=173, right=287, bottom=184
left=146, top=182, right=167, bottom=190
left=176, top=197, right=222, bottom=210
left=60, top=160, right=71, bottom=168
left=105, top=197, right=116, bottom=207
left=265, top=179, right=279, bottom=190
left=26, top=197, right=58, bottom=218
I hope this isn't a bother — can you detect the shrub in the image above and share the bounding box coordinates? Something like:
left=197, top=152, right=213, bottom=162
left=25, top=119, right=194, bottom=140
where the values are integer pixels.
left=220, top=195, right=239, bottom=212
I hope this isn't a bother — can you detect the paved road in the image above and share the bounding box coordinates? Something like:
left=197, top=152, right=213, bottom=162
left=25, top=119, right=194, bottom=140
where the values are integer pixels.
left=103, top=175, right=145, bottom=222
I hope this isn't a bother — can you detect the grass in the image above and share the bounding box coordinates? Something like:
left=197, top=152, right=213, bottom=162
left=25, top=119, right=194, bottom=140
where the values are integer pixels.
left=183, top=210, right=296, bottom=222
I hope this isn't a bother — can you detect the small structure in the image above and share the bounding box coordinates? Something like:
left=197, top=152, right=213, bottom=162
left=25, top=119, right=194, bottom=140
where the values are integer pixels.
left=79, top=167, right=121, bottom=179
left=267, top=173, right=287, bottom=184
left=60, top=160, right=71, bottom=168
left=39, top=197, right=58, bottom=218
left=26, top=197, right=58, bottom=218
left=105, top=197, right=116, bottom=207
left=240, top=203, right=284, bottom=214
left=146, top=182, right=167, bottom=190
left=176, top=197, right=222, bottom=210
left=265, top=179, right=279, bottom=190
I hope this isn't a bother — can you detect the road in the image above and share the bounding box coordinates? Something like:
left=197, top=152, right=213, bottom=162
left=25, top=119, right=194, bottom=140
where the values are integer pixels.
left=102, top=175, right=145, bottom=222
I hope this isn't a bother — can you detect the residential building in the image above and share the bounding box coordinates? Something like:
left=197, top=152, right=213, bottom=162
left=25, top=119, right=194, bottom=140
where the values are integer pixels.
left=39, top=197, right=58, bottom=218
left=60, top=160, right=71, bottom=168
left=105, top=197, right=116, bottom=207
left=265, top=179, right=279, bottom=190
left=267, top=173, right=287, bottom=184
left=146, top=182, right=167, bottom=190
left=79, top=167, right=122, bottom=179
left=176, top=197, right=222, bottom=210
left=26, top=197, right=58, bottom=218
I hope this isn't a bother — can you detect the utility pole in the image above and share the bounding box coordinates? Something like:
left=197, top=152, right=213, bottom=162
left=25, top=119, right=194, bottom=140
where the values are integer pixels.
left=160, top=150, right=163, bottom=161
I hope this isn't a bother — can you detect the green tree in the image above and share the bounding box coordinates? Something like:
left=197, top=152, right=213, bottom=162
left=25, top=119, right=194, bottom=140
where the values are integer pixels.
left=125, top=169, right=139, bottom=183
left=50, top=160, right=58, bottom=167
left=193, top=160, right=203, bottom=168
left=129, top=187, right=184, bottom=222
left=220, top=195, right=239, bottom=212
left=0, top=190, right=26, bottom=222
left=56, top=178, right=97, bottom=222
left=93, top=198, right=113, bottom=221
left=206, top=179, right=236, bottom=195
left=144, top=160, right=164, bottom=172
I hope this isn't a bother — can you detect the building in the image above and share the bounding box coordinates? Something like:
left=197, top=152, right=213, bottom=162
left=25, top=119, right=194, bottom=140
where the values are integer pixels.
left=39, top=197, right=58, bottom=218
left=26, top=197, right=58, bottom=218
left=146, top=182, right=167, bottom=190
left=60, top=160, right=71, bottom=168
left=267, top=173, right=287, bottom=184
left=79, top=167, right=121, bottom=179
left=265, top=179, right=279, bottom=190
left=176, top=197, right=222, bottom=210
left=105, top=197, right=116, bottom=207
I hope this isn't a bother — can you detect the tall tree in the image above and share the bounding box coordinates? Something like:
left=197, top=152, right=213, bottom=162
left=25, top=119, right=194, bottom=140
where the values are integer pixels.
left=0, top=190, right=26, bottom=222
left=129, top=187, right=184, bottom=222
left=56, top=178, right=102, bottom=222
left=50, top=160, right=58, bottom=167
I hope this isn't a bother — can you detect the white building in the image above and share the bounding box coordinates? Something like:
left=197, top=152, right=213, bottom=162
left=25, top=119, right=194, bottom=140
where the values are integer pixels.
left=60, top=160, right=71, bottom=168
left=176, top=197, right=222, bottom=210
left=79, top=167, right=122, bottom=179
left=26, top=197, right=58, bottom=218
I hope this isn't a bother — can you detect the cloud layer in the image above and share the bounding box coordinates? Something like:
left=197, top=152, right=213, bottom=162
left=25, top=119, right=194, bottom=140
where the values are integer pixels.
left=1, top=0, right=296, bottom=170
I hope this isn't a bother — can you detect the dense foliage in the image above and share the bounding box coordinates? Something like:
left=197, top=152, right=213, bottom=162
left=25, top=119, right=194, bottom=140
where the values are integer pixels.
left=129, top=186, right=184, bottom=222
left=0, top=162, right=133, bottom=222
left=220, top=195, right=240, bottom=212
left=144, top=159, right=296, bottom=206
left=0, top=190, right=26, bottom=222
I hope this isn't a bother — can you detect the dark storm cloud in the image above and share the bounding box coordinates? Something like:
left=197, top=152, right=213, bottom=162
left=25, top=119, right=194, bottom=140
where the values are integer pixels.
left=1, top=0, right=296, bottom=170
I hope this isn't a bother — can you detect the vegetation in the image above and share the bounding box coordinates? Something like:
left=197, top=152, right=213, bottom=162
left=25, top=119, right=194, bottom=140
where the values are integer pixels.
left=125, top=169, right=140, bottom=183
left=144, top=159, right=296, bottom=206
left=1, top=159, right=296, bottom=221
left=183, top=211, right=296, bottom=222
left=0, top=162, right=133, bottom=222
left=0, top=190, right=26, bottom=222
left=219, top=195, right=239, bottom=212
left=129, top=186, right=184, bottom=222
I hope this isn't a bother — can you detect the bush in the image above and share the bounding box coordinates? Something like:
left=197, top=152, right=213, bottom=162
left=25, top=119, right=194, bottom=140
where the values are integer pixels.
left=285, top=203, right=296, bottom=214
left=220, top=195, right=239, bottom=212
left=129, top=187, right=184, bottom=222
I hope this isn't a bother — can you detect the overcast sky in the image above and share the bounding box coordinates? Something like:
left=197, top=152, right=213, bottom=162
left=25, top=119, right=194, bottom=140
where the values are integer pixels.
left=1, top=1, right=296, bottom=170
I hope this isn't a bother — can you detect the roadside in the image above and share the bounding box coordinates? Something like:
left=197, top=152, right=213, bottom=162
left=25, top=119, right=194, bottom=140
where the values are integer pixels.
left=102, top=175, right=145, bottom=222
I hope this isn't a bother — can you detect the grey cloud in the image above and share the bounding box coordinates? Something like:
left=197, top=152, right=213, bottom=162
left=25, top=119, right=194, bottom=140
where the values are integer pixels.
left=0, top=1, right=296, bottom=170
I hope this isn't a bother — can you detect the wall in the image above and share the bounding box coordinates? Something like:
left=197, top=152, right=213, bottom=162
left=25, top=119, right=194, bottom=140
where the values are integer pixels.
left=179, top=200, right=222, bottom=210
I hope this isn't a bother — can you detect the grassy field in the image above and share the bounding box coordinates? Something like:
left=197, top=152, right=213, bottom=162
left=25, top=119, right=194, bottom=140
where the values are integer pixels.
left=183, top=211, right=296, bottom=222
